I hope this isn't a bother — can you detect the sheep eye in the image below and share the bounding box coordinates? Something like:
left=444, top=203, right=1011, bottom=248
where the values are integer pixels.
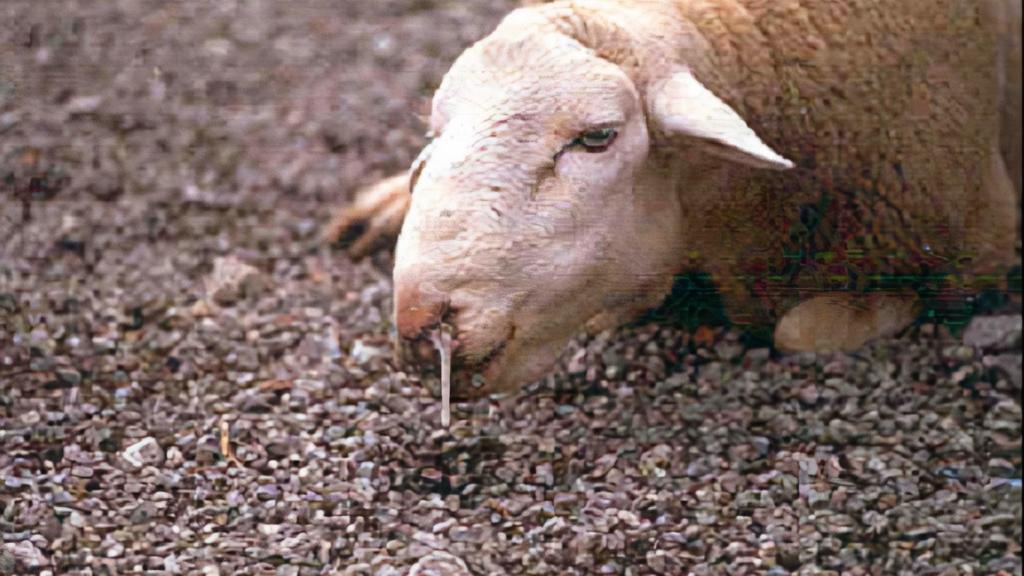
left=576, top=128, right=618, bottom=152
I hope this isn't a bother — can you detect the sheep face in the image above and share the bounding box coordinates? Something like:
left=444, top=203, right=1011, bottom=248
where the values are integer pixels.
left=393, top=25, right=685, bottom=398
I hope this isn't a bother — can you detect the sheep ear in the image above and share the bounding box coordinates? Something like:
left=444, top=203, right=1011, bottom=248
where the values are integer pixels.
left=649, top=70, right=794, bottom=170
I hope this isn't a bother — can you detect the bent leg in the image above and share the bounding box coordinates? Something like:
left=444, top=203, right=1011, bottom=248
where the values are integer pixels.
left=967, top=150, right=1020, bottom=273
left=322, top=172, right=411, bottom=258
left=774, top=293, right=920, bottom=353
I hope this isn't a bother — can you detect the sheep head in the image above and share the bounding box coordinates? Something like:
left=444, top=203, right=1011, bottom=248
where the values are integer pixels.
left=393, top=4, right=792, bottom=399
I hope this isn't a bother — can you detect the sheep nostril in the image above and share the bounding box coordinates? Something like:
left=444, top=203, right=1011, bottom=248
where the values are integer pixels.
left=440, top=306, right=457, bottom=327
left=398, top=321, right=461, bottom=373
left=400, top=335, right=439, bottom=371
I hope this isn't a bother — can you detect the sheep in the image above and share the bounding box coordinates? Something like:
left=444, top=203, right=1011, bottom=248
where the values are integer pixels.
left=324, top=0, right=1022, bottom=399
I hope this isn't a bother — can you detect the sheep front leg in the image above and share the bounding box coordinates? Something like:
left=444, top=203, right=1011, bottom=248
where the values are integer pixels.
left=773, top=293, right=920, bottom=353
left=322, top=172, right=411, bottom=258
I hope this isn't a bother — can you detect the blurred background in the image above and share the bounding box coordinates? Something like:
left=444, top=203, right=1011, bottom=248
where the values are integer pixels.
left=2, top=0, right=516, bottom=280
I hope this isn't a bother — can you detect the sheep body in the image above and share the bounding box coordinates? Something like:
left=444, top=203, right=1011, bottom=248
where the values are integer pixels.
left=535, top=0, right=1020, bottom=326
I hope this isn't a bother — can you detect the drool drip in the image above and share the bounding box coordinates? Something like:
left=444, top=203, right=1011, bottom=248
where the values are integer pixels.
left=431, top=323, right=453, bottom=427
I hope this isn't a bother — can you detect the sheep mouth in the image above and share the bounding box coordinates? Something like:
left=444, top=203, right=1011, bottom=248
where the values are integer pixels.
left=445, top=318, right=517, bottom=400
left=466, top=338, right=508, bottom=374
left=449, top=339, right=509, bottom=401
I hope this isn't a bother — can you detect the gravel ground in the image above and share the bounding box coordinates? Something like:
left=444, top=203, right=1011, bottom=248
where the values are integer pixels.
left=1, top=1, right=1022, bottom=575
